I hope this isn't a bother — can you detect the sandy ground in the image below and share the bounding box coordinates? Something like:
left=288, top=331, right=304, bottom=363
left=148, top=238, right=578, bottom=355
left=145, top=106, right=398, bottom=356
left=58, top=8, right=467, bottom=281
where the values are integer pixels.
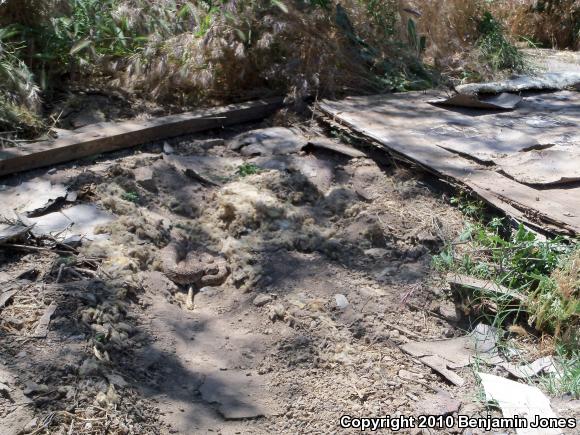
left=0, top=117, right=529, bottom=435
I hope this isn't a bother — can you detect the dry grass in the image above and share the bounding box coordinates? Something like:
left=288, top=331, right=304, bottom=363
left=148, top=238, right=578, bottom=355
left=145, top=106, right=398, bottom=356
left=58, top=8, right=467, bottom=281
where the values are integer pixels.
left=493, top=0, right=580, bottom=50
left=0, top=0, right=577, bottom=131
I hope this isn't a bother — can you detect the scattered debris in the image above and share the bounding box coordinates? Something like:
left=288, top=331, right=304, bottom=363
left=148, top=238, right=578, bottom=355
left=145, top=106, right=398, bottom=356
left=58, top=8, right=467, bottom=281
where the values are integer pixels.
left=448, top=274, right=528, bottom=305
left=419, top=355, right=466, bottom=387
left=500, top=356, right=557, bottom=380
left=306, top=137, right=367, bottom=158
left=32, top=302, right=58, bottom=338
left=402, top=324, right=502, bottom=385
left=434, top=92, right=522, bottom=110
left=229, top=127, right=307, bottom=156
left=20, top=204, right=115, bottom=240
left=334, top=294, right=349, bottom=310
left=0, top=224, right=31, bottom=243
left=0, top=289, right=18, bottom=309
left=478, top=372, right=564, bottom=435
left=0, top=180, right=68, bottom=220
left=134, top=166, right=157, bottom=191
left=163, top=142, right=175, bottom=154
left=253, top=294, right=273, bottom=307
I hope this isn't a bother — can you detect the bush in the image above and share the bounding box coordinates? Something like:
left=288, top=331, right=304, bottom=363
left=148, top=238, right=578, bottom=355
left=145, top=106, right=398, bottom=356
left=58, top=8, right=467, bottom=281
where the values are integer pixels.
left=476, top=11, right=526, bottom=73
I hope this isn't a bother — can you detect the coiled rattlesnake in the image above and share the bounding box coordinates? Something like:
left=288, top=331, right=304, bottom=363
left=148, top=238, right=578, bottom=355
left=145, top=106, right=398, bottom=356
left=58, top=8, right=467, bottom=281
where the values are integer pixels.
left=160, top=241, right=229, bottom=302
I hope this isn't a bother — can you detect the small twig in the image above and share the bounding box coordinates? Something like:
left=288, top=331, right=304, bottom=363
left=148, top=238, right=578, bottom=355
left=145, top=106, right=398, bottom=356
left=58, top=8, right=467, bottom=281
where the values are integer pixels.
left=383, top=321, right=424, bottom=340
left=56, top=264, right=65, bottom=283
left=0, top=243, right=73, bottom=255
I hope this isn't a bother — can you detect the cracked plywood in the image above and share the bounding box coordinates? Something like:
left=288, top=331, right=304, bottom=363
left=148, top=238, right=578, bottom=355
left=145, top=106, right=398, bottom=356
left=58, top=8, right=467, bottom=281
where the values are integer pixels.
left=317, top=90, right=580, bottom=235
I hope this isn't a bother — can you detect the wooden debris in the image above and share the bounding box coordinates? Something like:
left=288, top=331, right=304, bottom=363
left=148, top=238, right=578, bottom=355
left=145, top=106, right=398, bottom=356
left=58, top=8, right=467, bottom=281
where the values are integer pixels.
left=306, top=136, right=367, bottom=158
left=0, top=224, right=32, bottom=243
left=0, top=289, right=18, bottom=309
left=419, top=355, right=465, bottom=387
left=317, top=91, right=580, bottom=235
left=0, top=98, right=283, bottom=177
left=32, top=302, right=58, bottom=338
left=433, top=92, right=522, bottom=110
left=500, top=356, right=556, bottom=379
left=448, top=274, right=528, bottom=304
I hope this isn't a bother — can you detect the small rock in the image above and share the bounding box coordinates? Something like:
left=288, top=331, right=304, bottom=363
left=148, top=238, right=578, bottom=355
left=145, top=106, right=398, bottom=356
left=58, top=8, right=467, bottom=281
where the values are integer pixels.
left=253, top=294, right=273, bottom=307
left=376, top=266, right=398, bottom=282
left=163, top=142, right=175, bottom=154
left=105, top=373, right=128, bottom=388
left=79, top=358, right=101, bottom=377
left=23, top=418, right=38, bottom=433
left=334, top=294, right=349, bottom=310
left=389, top=329, right=400, bottom=339
left=134, top=166, right=156, bottom=192
left=269, top=304, right=285, bottom=321
left=364, top=248, right=388, bottom=258
left=438, top=301, right=461, bottom=323
left=415, top=391, right=461, bottom=416
left=22, top=381, right=48, bottom=396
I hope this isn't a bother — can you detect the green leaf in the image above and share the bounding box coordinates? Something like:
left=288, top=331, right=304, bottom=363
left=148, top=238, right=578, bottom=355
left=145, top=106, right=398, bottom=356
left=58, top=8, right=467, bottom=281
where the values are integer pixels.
left=271, top=0, right=288, bottom=13
left=70, top=39, right=93, bottom=55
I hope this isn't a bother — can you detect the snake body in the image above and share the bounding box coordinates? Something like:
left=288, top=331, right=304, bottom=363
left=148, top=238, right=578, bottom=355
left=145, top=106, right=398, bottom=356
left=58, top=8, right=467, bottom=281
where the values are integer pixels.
left=160, top=241, right=229, bottom=288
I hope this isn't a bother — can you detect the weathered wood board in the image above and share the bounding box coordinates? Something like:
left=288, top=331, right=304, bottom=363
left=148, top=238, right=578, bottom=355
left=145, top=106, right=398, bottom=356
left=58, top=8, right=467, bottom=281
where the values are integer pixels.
left=317, top=91, right=580, bottom=235
left=0, top=98, right=283, bottom=177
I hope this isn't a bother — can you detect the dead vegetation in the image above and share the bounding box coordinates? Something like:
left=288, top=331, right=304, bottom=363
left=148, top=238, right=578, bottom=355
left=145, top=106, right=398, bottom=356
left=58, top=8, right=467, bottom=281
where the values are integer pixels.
left=3, top=0, right=575, bottom=138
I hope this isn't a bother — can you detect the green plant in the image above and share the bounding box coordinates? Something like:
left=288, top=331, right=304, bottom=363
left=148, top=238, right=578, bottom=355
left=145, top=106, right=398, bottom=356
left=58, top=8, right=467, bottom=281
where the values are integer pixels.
left=435, top=196, right=578, bottom=349
left=0, top=26, right=40, bottom=108
left=541, top=346, right=579, bottom=399
left=236, top=163, right=261, bottom=177
left=121, top=191, right=139, bottom=203
left=476, top=11, right=526, bottom=72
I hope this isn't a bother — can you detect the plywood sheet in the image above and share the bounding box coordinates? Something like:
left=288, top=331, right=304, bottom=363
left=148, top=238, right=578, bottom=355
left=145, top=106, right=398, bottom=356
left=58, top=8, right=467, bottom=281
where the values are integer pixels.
left=317, top=91, right=580, bottom=235
left=496, top=147, right=580, bottom=185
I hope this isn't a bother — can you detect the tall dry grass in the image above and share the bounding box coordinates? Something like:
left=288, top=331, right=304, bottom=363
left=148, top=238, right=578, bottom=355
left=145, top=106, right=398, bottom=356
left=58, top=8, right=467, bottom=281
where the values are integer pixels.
left=1, top=0, right=578, bottom=129
left=493, top=0, right=580, bottom=50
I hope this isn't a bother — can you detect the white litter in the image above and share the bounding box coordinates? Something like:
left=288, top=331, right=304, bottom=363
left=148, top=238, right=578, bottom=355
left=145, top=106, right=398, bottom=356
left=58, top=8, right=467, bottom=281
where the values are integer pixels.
left=478, top=372, right=563, bottom=435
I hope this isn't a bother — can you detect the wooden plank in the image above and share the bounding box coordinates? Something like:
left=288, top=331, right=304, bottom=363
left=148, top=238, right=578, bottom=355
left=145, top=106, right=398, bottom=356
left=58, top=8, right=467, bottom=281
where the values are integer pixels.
left=0, top=98, right=283, bottom=177
left=447, top=274, right=527, bottom=304
left=317, top=94, right=580, bottom=235
left=32, top=301, right=58, bottom=338
left=306, top=136, right=367, bottom=158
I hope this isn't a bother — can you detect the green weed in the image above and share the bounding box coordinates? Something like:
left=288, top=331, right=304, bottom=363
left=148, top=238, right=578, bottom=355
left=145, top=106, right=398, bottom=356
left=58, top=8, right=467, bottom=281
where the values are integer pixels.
left=236, top=163, right=262, bottom=177
left=541, top=346, right=579, bottom=399
left=121, top=191, right=140, bottom=203
left=434, top=196, right=578, bottom=350
left=477, top=11, right=527, bottom=73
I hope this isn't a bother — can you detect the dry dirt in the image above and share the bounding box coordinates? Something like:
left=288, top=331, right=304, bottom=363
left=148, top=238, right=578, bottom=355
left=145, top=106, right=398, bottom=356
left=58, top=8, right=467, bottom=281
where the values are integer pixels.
left=1, top=117, right=508, bottom=435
